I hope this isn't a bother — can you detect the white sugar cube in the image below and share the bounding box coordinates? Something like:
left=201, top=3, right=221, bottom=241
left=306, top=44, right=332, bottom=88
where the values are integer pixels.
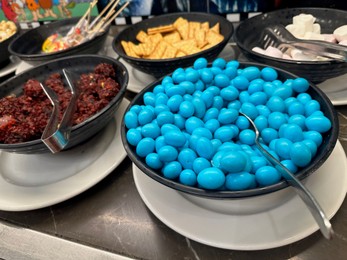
left=286, top=24, right=305, bottom=39
left=334, top=25, right=347, bottom=42
left=265, top=46, right=283, bottom=58
left=303, top=31, right=325, bottom=41
left=292, top=14, right=315, bottom=33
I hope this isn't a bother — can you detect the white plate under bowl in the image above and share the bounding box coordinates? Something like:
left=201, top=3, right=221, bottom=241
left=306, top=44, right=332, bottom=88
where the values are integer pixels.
left=133, top=141, right=347, bottom=250
left=317, top=74, right=347, bottom=106
left=119, top=58, right=156, bottom=93
left=0, top=99, right=129, bottom=212
left=0, top=56, right=20, bottom=78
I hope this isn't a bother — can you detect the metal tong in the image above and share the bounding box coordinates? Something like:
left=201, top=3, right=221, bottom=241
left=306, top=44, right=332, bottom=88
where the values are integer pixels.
left=260, top=24, right=347, bottom=61
left=40, top=69, right=80, bottom=153
left=239, top=111, right=334, bottom=240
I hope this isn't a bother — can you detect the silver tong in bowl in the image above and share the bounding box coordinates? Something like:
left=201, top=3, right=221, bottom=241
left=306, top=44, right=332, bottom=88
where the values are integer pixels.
left=259, top=24, right=347, bottom=62
left=40, top=69, right=80, bottom=153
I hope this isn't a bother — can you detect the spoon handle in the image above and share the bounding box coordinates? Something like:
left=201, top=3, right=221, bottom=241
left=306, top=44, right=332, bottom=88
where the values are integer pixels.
left=255, top=139, right=334, bottom=240
left=239, top=111, right=334, bottom=239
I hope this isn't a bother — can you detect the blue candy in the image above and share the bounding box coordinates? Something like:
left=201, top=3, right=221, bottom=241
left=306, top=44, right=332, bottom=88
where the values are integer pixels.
left=225, top=172, right=255, bottom=191
left=255, top=166, right=281, bottom=186
left=136, top=137, right=155, bottom=157
left=146, top=153, right=163, bottom=169
left=164, top=130, right=186, bottom=147
left=197, top=167, right=225, bottom=190
left=162, top=161, right=182, bottom=179
left=179, top=169, right=197, bottom=186
left=158, top=145, right=178, bottom=162
left=178, top=148, right=197, bottom=169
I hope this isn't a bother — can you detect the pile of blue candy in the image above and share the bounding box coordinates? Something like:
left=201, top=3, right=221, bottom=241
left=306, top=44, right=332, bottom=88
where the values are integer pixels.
left=124, top=57, right=332, bottom=191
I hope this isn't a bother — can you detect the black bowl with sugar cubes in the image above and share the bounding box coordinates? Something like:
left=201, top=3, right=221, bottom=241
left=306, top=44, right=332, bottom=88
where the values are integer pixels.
left=235, top=7, right=347, bottom=83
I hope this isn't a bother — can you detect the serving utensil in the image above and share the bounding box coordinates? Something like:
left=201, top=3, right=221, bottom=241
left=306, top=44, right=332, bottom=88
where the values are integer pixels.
left=260, top=24, right=347, bottom=61
left=239, top=111, right=334, bottom=239
left=41, top=69, right=80, bottom=153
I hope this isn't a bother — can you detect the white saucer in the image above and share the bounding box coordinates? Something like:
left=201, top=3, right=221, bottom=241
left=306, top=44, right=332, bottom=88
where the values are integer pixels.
left=0, top=99, right=129, bottom=212
left=133, top=141, right=347, bottom=250
left=0, top=56, right=21, bottom=78
left=317, top=74, right=347, bottom=106
left=119, top=58, right=156, bottom=93
left=14, top=59, right=32, bottom=75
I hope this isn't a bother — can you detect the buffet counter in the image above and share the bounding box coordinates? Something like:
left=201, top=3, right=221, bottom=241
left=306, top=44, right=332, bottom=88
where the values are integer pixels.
left=0, top=25, right=347, bottom=260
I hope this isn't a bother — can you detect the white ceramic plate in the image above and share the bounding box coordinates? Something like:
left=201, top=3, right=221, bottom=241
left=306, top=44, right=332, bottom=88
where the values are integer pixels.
left=119, top=58, right=156, bottom=93
left=14, top=59, right=32, bottom=75
left=0, top=56, right=21, bottom=78
left=0, top=99, right=129, bottom=212
left=133, top=141, right=347, bottom=250
left=317, top=74, right=347, bottom=106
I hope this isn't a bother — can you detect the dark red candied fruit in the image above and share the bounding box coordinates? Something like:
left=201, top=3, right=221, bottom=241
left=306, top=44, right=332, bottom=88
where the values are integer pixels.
left=94, top=63, right=116, bottom=78
left=0, top=63, right=120, bottom=144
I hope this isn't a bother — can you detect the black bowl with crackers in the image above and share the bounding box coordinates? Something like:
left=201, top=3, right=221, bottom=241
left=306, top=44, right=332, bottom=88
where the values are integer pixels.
left=112, top=12, right=233, bottom=78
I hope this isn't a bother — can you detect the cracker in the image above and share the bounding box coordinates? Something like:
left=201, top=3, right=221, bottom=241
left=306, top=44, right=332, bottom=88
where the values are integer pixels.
left=206, top=30, right=224, bottom=45
left=174, top=17, right=189, bottom=40
left=163, top=31, right=181, bottom=44
left=188, top=21, right=200, bottom=39
left=121, top=41, right=138, bottom=57
left=175, top=51, right=186, bottom=57
left=136, top=30, right=149, bottom=43
left=148, top=40, right=167, bottom=59
left=148, top=33, right=163, bottom=44
left=142, top=40, right=158, bottom=56
left=161, top=44, right=178, bottom=59
left=129, top=42, right=145, bottom=56
left=177, top=41, right=200, bottom=55
left=194, top=28, right=207, bottom=48
left=201, top=43, right=214, bottom=51
left=210, top=22, right=220, bottom=34
left=173, top=17, right=187, bottom=28
left=147, top=24, right=175, bottom=35
left=172, top=39, right=197, bottom=49
left=201, top=21, right=209, bottom=32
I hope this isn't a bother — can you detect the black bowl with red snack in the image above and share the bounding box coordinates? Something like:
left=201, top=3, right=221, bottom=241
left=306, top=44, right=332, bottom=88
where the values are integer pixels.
left=0, top=54, right=128, bottom=154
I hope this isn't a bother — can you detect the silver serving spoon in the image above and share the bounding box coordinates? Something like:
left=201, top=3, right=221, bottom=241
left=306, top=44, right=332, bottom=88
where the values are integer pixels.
left=239, top=111, right=334, bottom=239
left=259, top=24, right=347, bottom=61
